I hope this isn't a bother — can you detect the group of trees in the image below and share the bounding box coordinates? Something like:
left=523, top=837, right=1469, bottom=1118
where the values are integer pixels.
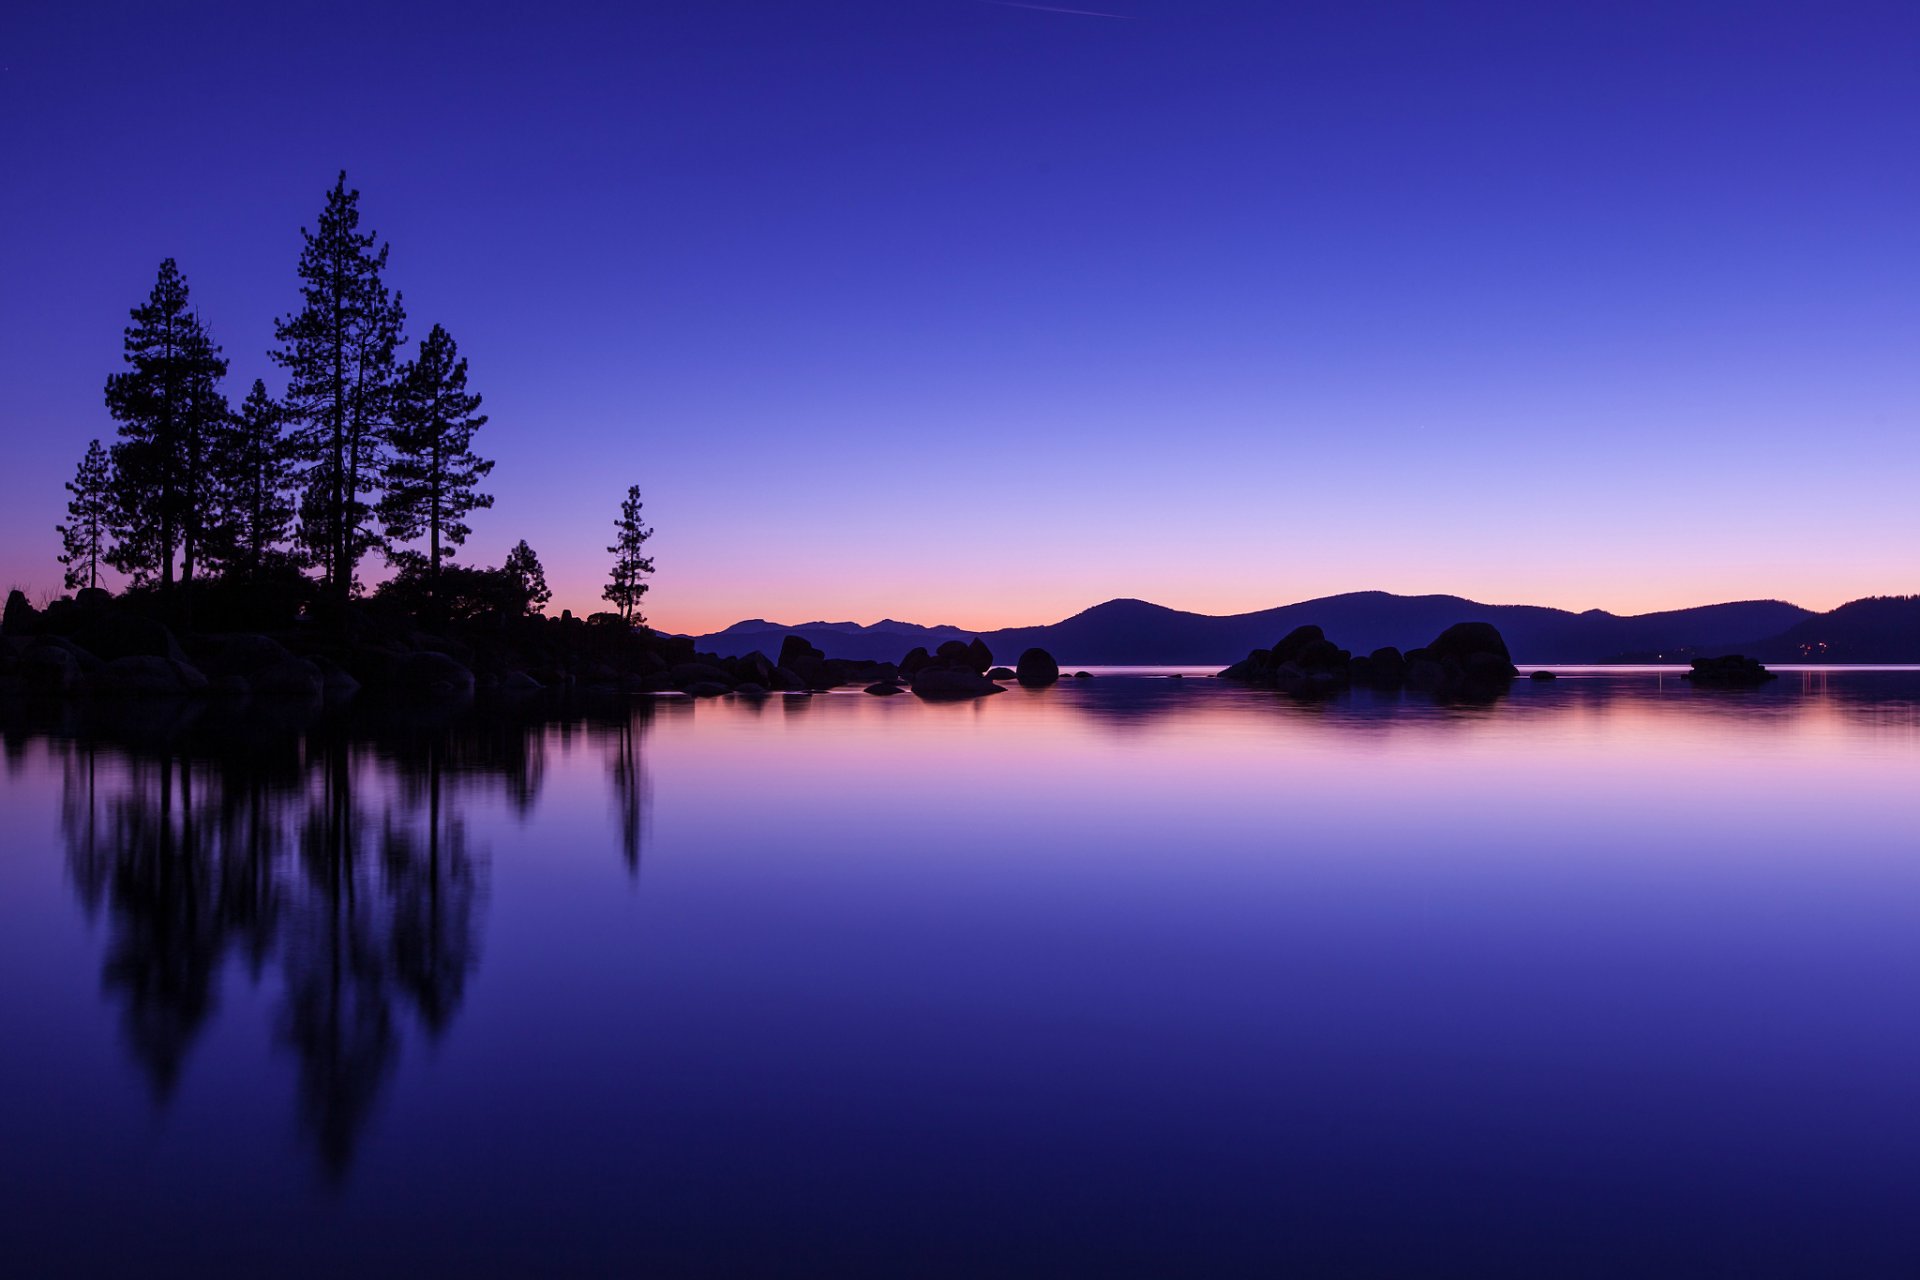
left=56, top=173, right=656, bottom=627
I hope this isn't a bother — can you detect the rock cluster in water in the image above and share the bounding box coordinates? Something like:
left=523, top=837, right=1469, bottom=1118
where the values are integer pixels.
left=0, top=589, right=1069, bottom=707
left=1681, top=654, right=1776, bottom=687
left=1218, top=621, right=1520, bottom=697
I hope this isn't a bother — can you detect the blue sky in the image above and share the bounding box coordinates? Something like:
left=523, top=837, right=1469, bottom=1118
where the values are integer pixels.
left=3, top=0, right=1915, bottom=630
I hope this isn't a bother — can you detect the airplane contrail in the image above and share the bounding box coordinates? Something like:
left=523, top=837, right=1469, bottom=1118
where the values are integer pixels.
left=977, top=0, right=1136, bottom=19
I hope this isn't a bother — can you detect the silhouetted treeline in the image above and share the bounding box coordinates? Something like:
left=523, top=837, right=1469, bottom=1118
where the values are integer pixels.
left=54, top=173, right=562, bottom=628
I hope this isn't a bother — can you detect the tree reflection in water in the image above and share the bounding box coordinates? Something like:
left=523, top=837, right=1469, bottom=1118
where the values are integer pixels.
left=47, top=697, right=653, bottom=1180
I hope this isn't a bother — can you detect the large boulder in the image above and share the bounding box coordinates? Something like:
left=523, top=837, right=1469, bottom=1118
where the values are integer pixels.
left=18, top=643, right=80, bottom=695
left=71, top=612, right=188, bottom=663
left=778, top=635, right=825, bottom=670
left=934, top=640, right=975, bottom=669
left=911, top=667, right=1004, bottom=700
left=88, top=655, right=209, bottom=698
left=670, top=661, right=734, bottom=688
left=965, top=637, right=993, bottom=674
left=2, top=589, right=41, bottom=637
left=900, top=646, right=933, bottom=676
left=1016, top=647, right=1060, bottom=687
left=1423, top=622, right=1516, bottom=672
left=1270, top=625, right=1325, bottom=666
left=396, top=650, right=475, bottom=700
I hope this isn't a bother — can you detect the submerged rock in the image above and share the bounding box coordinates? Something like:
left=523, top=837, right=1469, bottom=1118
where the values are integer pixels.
left=1684, top=655, right=1776, bottom=687
left=911, top=667, right=1004, bottom=700
left=1529, top=670, right=1558, bottom=681
left=865, top=681, right=905, bottom=696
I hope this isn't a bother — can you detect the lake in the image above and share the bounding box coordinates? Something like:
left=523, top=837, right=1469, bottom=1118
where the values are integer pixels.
left=3, top=669, right=1919, bottom=1276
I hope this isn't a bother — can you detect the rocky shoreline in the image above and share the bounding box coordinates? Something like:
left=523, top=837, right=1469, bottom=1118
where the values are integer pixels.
left=1, top=590, right=1779, bottom=709
left=0, top=588, right=1071, bottom=705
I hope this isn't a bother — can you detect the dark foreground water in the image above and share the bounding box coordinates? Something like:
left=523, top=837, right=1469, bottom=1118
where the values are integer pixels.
left=3, top=669, right=1919, bottom=1277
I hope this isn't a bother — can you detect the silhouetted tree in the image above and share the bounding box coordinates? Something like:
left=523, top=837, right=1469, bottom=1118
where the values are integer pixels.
left=379, top=323, right=492, bottom=608
left=273, top=173, right=405, bottom=604
left=210, top=380, right=299, bottom=578
left=604, top=485, right=654, bottom=625
left=104, top=259, right=229, bottom=592
left=503, top=539, right=550, bottom=615
left=57, top=439, right=112, bottom=591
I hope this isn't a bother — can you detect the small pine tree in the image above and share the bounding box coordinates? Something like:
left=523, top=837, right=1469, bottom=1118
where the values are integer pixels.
left=57, top=440, right=113, bottom=591
left=380, top=323, right=493, bottom=605
left=503, top=539, right=551, bottom=615
left=603, top=486, right=655, bottom=625
left=211, top=380, right=299, bottom=577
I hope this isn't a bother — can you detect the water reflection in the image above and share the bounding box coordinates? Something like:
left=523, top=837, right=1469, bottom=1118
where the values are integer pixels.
left=7, top=673, right=1920, bottom=1276
left=36, top=698, right=654, bottom=1178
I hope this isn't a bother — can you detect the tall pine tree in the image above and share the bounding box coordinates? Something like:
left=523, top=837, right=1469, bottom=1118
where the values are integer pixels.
left=57, top=439, right=113, bottom=592
left=379, top=323, right=493, bottom=606
left=604, top=486, right=655, bottom=625
left=103, top=259, right=228, bottom=591
left=272, top=172, right=405, bottom=604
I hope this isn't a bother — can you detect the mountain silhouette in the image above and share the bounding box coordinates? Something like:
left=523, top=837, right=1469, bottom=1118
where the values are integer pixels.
left=687, top=591, right=1832, bottom=664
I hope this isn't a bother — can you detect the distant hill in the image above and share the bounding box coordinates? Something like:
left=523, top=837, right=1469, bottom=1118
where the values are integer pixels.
left=686, top=591, right=1822, bottom=665
left=1745, top=596, right=1920, bottom=663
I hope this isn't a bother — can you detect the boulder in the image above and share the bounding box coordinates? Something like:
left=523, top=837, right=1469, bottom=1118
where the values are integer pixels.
left=1270, top=625, right=1325, bottom=666
left=865, top=681, right=905, bottom=696
left=987, top=667, right=1016, bottom=680
left=911, top=667, right=1005, bottom=700
left=684, top=681, right=730, bottom=698
left=1529, top=670, right=1558, bottom=681
left=670, top=661, right=734, bottom=687
left=965, top=637, right=993, bottom=674
left=934, top=640, right=975, bottom=669
left=2, top=589, right=41, bottom=637
left=18, top=643, right=80, bottom=695
left=730, top=651, right=776, bottom=685
left=778, top=635, right=824, bottom=670
left=88, top=655, right=209, bottom=698
left=1422, top=622, right=1516, bottom=673
left=1016, top=647, right=1060, bottom=687
left=900, top=646, right=933, bottom=676
left=72, top=612, right=188, bottom=663
left=1073, top=671, right=1093, bottom=679
left=769, top=665, right=808, bottom=692
left=733, top=682, right=769, bottom=697
left=396, top=650, right=475, bottom=700
left=251, top=658, right=324, bottom=699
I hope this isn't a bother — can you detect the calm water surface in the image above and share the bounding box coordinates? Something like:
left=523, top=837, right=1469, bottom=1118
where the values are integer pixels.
left=3, top=670, right=1919, bottom=1276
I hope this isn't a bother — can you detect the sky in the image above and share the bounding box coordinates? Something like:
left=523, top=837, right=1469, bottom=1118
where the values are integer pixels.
left=1, top=0, right=1915, bottom=634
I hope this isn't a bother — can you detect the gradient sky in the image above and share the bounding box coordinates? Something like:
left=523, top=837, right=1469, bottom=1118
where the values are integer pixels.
left=3, top=0, right=1915, bottom=633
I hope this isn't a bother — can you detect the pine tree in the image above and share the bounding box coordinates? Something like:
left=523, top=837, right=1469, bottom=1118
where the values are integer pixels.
left=272, top=172, right=405, bottom=604
left=57, top=440, right=113, bottom=592
left=503, top=539, right=551, bottom=615
left=212, top=380, right=299, bottom=577
left=103, top=259, right=228, bottom=591
left=604, top=486, right=655, bottom=625
left=379, top=323, right=493, bottom=605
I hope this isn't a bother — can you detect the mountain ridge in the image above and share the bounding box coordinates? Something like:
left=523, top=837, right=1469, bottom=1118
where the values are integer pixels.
left=680, top=591, right=1882, bottom=665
